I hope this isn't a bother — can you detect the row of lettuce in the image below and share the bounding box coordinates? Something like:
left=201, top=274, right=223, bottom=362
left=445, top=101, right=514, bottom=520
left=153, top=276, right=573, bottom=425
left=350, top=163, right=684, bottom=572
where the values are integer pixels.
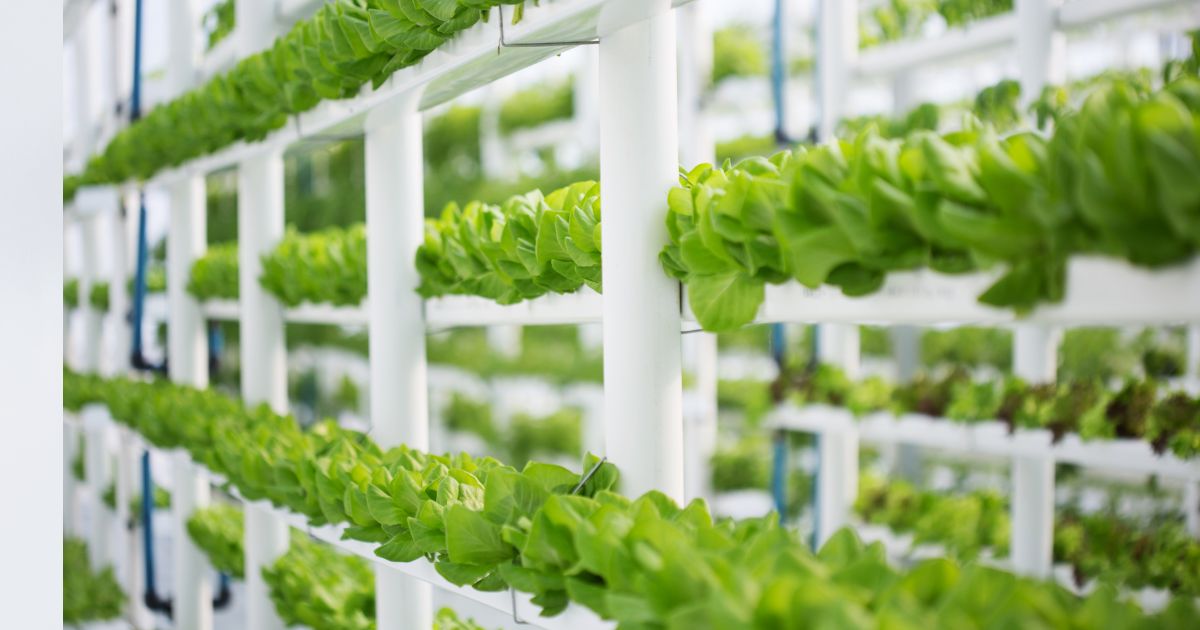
left=64, top=538, right=124, bottom=625
left=855, top=473, right=1200, bottom=597
left=64, top=369, right=1200, bottom=628
left=187, top=503, right=487, bottom=630
left=172, top=69, right=1200, bottom=334
left=722, top=362, right=1200, bottom=460
left=63, top=268, right=167, bottom=311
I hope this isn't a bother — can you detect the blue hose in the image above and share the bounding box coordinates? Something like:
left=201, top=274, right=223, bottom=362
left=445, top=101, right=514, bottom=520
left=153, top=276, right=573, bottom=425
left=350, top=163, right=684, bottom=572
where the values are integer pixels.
left=140, top=451, right=157, bottom=592
left=770, top=0, right=788, bottom=145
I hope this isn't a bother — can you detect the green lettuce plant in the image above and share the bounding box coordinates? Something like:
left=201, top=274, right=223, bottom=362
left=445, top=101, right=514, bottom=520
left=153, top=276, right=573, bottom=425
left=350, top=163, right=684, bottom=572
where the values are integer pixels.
left=89, top=282, right=110, bottom=311
left=63, top=538, right=124, bottom=624
left=187, top=243, right=239, bottom=301
left=416, top=181, right=602, bottom=304
left=264, top=535, right=376, bottom=630
left=65, top=278, right=79, bottom=309
left=498, top=78, right=574, bottom=135
left=64, top=369, right=1200, bottom=627
left=187, top=504, right=246, bottom=578
left=69, top=0, right=521, bottom=189
left=260, top=225, right=368, bottom=307
left=663, top=77, right=1200, bottom=332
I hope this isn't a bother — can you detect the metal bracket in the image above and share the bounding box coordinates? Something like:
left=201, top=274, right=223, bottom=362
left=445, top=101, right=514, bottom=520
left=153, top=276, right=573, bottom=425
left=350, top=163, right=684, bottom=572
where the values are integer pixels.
left=496, top=5, right=599, bottom=51
left=571, top=456, right=608, bottom=495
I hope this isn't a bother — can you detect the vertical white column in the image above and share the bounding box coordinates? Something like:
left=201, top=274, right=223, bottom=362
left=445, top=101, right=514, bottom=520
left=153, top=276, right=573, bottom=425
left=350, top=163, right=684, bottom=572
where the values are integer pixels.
left=678, top=0, right=718, bottom=504
left=815, top=0, right=857, bottom=142
left=487, top=325, right=523, bottom=360
left=890, top=326, right=923, bottom=481
left=1184, top=324, right=1200, bottom=395
left=64, top=419, right=80, bottom=536
left=71, top=20, right=95, bottom=169
left=599, top=0, right=684, bottom=501
left=1010, top=323, right=1060, bottom=577
left=81, top=216, right=104, bottom=373
left=364, top=93, right=434, bottom=630
left=166, top=2, right=215, bottom=626
left=83, top=406, right=113, bottom=568
left=107, top=200, right=131, bottom=374
left=169, top=175, right=215, bottom=630
left=1015, top=0, right=1065, bottom=108
left=238, top=152, right=289, bottom=630
left=573, top=46, right=601, bottom=155
left=814, top=323, right=860, bottom=546
left=1185, top=479, right=1199, bottom=538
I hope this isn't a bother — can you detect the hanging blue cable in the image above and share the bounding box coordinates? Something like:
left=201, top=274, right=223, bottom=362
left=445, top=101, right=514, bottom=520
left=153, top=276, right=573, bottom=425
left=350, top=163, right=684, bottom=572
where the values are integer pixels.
left=770, top=0, right=789, bottom=146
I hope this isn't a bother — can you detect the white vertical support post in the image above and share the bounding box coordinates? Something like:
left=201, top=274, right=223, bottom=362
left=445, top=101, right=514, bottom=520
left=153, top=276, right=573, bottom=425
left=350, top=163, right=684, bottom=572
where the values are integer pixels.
left=71, top=19, right=95, bottom=170
left=238, top=151, right=290, bottom=630
left=487, top=325, right=523, bottom=360
left=1015, top=0, right=1065, bottom=108
left=364, top=92, right=434, bottom=630
left=83, top=405, right=113, bottom=568
left=890, top=326, right=923, bottom=481
left=166, top=2, right=215, bottom=626
left=169, top=175, right=215, bottom=630
left=599, top=0, right=684, bottom=501
left=815, top=0, right=857, bottom=142
left=814, top=323, right=860, bottom=546
left=573, top=46, right=601, bottom=156
left=1184, top=324, right=1200, bottom=395
left=64, top=419, right=80, bottom=536
left=1010, top=323, right=1060, bottom=578
left=116, top=428, right=152, bottom=629
left=80, top=216, right=104, bottom=373
left=677, top=0, right=718, bottom=504
left=1185, top=479, right=1199, bottom=538
left=107, top=200, right=130, bottom=375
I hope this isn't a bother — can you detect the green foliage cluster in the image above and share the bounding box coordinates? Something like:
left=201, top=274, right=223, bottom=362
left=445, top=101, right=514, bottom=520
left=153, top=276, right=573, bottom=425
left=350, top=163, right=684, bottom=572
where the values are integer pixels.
left=203, top=0, right=236, bottom=52
left=920, top=326, right=1012, bottom=371
left=63, top=538, right=124, bottom=624
left=713, top=25, right=767, bottom=84
left=428, top=326, right=603, bottom=383
left=89, top=281, right=109, bottom=311
left=860, top=0, right=1013, bottom=49
left=62, top=370, right=1200, bottom=627
left=771, top=364, right=1200, bottom=459
left=264, top=535, right=376, bottom=630
left=717, top=378, right=773, bottom=427
left=443, top=392, right=583, bottom=467
left=416, top=182, right=602, bottom=303
left=859, top=475, right=1200, bottom=596
left=262, top=225, right=368, bottom=306
left=126, top=266, right=167, bottom=295
left=64, top=278, right=79, bottom=309
left=498, top=78, right=574, bottom=135
left=187, top=504, right=246, bottom=578
left=715, top=134, right=781, bottom=164
left=1055, top=509, right=1200, bottom=597
left=102, top=481, right=170, bottom=518
left=708, top=436, right=813, bottom=514
left=661, top=77, right=1200, bottom=332
left=857, top=473, right=1010, bottom=559
left=70, top=0, right=516, bottom=188
left=188, top=242, right=240, bottom=301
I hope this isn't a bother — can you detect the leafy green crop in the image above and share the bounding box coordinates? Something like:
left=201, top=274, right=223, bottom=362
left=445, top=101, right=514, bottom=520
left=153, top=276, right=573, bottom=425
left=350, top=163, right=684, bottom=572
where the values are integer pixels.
left=860, top=0, right=1012, bottom=49
left=498, top=78, right=574, bottom=136
left=64, top=369, right=1200, bottom=627
left=102, top=480, right=170, bottom=518
left=187, top=504, right=246, bottom=578
left=203, top=0, right=236, bottom=52
left=126, top=266, right=167, bottom=295
left=264, top=535, right=376, bottom=630
left=416, top=181, right=602, bottom=303
left=63, top=537, right=124, bottom=624
left=857, top=473, right=1010, bottom=559
left=663, top=77, right=1200, bottom=332
left=713, top=25, right=767, bottom=84
left=89, top=281, right=110, bottom=311
left=188, top=243, right=239, bottom=301
left=64, top=278, right=79, bottom=309
left=69, top=1, right=519, bottom=190
left=260, top=225, right=368, bottom=307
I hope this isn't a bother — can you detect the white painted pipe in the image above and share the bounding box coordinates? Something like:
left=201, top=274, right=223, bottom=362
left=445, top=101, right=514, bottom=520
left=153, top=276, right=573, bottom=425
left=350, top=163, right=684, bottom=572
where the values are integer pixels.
left=168, top=170, right=215, bottom=630
left=487, top=325, right=523, bottom=360
left=1010, top=323, right=1059, bottom=577
left=599, top=1, right=685, bottom=502
left=83, top=405, right=114, bottom=569
left=364, top=91, right=434, bottom=630
left=106, top=199, right=130, bottom=377
left=815, top=323, right=861, bottom=544
left=815, top=0, right=858, bottom=142
left=238, top=151, right=289, bottom=630
left=1185, top=324, right=1199, bottom=395
left=63, top=418, right=80, bottom=536
left=1015, top=0, right=1066, bottom=108
left=80, top=215, right=103, bottom=373
left=676, top=0, right=714, bottom=168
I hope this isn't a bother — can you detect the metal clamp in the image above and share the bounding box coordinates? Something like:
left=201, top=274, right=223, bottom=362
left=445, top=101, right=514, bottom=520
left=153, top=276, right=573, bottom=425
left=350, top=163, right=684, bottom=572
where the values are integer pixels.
left=510, top=587, right=531, bottom=625
left=571, top=456, right=608, bottom=494
left=496, top=5, right=599, bottom=51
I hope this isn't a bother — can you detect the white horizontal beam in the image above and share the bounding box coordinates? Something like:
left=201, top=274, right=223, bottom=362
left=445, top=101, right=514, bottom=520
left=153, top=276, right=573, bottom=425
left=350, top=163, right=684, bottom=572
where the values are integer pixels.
left=853, top=13, right=1017, bottom=78
left=714, top=256, right=1200, bottom=326
left=425, top=289, right=603, bottom=328
left=144, top=0, right=695, bottom=188
left=1057, top=0, right=1193, bottom=28
left=767, top=405, right=1200, bottom=481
